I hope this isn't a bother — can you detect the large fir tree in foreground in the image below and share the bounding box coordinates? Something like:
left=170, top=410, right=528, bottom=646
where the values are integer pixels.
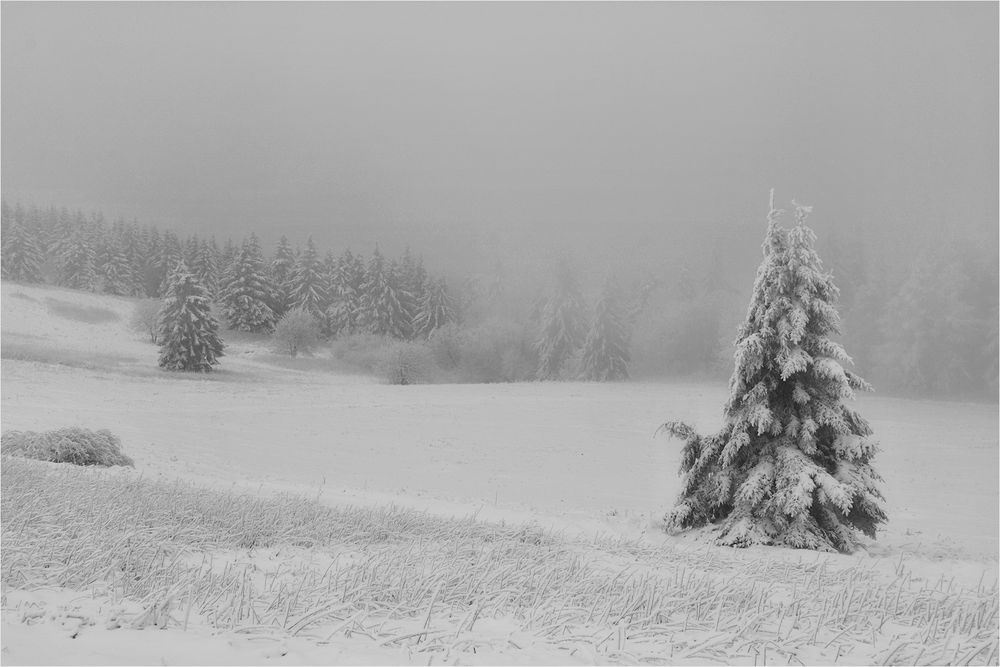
left=661, top=196, right=886, bottom=553
left=157, top=263, right=224, bottom=372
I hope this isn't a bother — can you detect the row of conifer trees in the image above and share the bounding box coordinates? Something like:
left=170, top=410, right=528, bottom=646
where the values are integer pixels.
left=0, top=200, right=638, bottom=382
left=0, top=201, right=458, bottom=341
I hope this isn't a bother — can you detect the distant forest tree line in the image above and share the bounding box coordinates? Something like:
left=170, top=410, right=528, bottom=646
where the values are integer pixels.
left=1, top=199, right=996, bottom=398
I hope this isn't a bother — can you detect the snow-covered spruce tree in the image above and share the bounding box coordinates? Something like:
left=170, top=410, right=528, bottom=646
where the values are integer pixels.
left=269, top=235, right=297, bottom=318
left=157, top=262, right=224, bottom=372
left=156, top=231, right=184, bottom=297
left=288, top=236, right=330, bottom=320
left=413, top=276, right=457, bottom=338
left=398, top=248, right=427, bottom=339
left=580, top=273, right=631, bottom=381
left=59, top=232, right=98, bottom=290
left=660, top=196, right=886, bottom=553
left=97, top=237, right=136, bottom=296
left=191, top=239, right=220, bottom=299
left=218, top=235, right=277, bottom=333
left=536, top=259, right=587, bottom=380
left=327, top=249, right=365, bottom=336
left=1, top=218, right=45, bottom=282
left=359, top=246, right=407, bottom=338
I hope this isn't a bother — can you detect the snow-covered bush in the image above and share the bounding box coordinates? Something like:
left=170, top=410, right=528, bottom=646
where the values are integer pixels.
left=427, top=322, right=463, bottom=370
left=272, top=307, right=321, bottom=357
left=329, top=332, right=395, bottom=373
left=1, top=427, right=134, bottom=467
left=457, top=319, right=536, bottom=383
left=377, top=341, right=435, bottom=385
left=130, top=298, right=162, bottom=344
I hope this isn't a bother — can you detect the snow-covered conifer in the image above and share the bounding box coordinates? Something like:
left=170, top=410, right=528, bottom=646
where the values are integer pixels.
left=220, top=238, right=238, bottom=274
left=359, top=246, right=407, bottom=338
left=156, top=232, right=184, bottom=296
left=269, top=235, right=296, bottom=317
left=398, top=248, right=427, bottom=338
left=97, top=237, right=136, bottom=295
left=288, top=236, right=329, bottom=319
left=1, top=218, right=45, bottom=282
left=580, top=273, right=630, bottom=381
left=157, top=262, right=224, bottom=372
left=660, top=195, right=886, bottom=553
left=218, top=234, right=277, bottom=333
left=413, top=277, right=456, bottom=338
left=191, top=239, right=220, bottom=299
left=535, top=260, right=587, bottom=380
left=327, top=249, right=365, bottom=336
left=59, top=232, right=98, bottom=290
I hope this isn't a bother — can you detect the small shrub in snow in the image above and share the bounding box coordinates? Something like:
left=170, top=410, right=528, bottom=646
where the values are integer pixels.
left=329, top=333, right=395, bottom=372
left=1, top=427, right=134, bottom=467
left=377, top=341, right=435, bottom=385
left=272, top=307, right=321, bottom=357
left=130, top=298, right=162, bottom=344
left=427, top=322, right=463, bottom=370
left=457, top=320, right=536, bottom=383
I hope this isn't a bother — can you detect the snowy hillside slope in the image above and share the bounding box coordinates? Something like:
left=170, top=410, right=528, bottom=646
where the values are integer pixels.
left=2, top=280, right=996, bottom=561
left=2, top=280, right=998, bottom=665
left=1, top=282, right=149, bottom=367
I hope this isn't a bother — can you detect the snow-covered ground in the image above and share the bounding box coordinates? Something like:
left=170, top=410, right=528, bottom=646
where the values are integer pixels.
left=2, top=281, right=998, bottom=664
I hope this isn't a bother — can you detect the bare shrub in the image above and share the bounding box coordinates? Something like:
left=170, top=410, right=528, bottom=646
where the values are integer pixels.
left=329, top=333, right=395, bottom=372
left=427, top=322, right=463, bottom=370
left=272, top=307, right=321, bottom=357
left=376, top=341, right=435, bottom=385
left=1, top=427, right=134, bottom=467
left=457, top=319, right=536, bottom=383
left=130, top=298, right=162, bottom=344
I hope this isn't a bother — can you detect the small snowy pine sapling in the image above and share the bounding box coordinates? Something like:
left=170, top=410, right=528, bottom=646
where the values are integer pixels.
left=660, top=193, right=886, bottom=553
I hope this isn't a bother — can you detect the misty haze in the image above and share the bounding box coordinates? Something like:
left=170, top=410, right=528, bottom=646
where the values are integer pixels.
left=1, top=2, right=997, bottom=666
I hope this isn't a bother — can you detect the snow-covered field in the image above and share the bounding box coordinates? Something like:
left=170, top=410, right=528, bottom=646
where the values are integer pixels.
left=2, top=281, right=998, bottom=665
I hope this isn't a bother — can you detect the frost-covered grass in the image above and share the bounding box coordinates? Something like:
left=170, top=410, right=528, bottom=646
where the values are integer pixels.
left=43, top=297, right=120, bottom=324
left=0, top=340, right=140, bottom=369
left=1, top=428, right=135, bottom=467
left=3, top=457, right=996, bottom=665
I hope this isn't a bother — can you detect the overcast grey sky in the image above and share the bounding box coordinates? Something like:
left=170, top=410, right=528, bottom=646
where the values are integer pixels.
left=2, top=2, right=997, bottom=273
